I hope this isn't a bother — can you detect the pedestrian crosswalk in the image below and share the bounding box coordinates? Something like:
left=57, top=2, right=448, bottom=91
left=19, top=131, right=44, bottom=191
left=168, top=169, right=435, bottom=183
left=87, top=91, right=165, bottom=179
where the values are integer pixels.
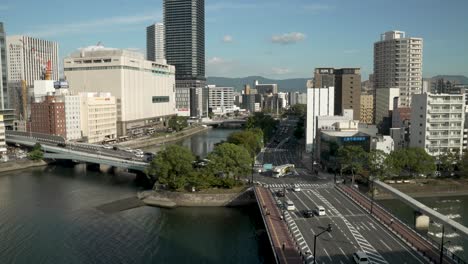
left=264, top=183, right=333, bottom=189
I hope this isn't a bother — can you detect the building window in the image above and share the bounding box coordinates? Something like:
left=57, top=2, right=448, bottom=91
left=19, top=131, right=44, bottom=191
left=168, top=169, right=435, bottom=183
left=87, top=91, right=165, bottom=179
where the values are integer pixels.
left=152, top=96, right=170, bottom=103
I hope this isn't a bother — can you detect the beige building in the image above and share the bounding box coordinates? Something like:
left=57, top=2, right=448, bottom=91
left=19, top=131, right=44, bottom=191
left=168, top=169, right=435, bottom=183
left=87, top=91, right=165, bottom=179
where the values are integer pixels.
left=374, top=30, right=423, bottom=107
left=360, top=94, right=374, bottom=124
left=64, top=47, right=176, bottom=136
left=79, top=92, right=117, bottom=144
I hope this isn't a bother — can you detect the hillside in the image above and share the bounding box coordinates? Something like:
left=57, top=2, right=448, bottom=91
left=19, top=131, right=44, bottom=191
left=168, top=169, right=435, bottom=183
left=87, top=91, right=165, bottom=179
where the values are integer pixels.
left=207, top=76, right=309, bottom=93
left=431, top=75, right=468, bottom=84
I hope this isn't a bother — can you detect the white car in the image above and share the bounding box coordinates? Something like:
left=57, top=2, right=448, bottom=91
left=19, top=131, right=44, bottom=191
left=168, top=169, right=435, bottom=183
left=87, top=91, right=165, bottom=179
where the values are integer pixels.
left=314, top=206, right=326, bottom=216
left=293, top=184, right=301, bottom=192
left=353, top=251, right=369, bottom=264
left=102, top=145, right=113, bottom=149
left=285, top=200, right=296, bottom=211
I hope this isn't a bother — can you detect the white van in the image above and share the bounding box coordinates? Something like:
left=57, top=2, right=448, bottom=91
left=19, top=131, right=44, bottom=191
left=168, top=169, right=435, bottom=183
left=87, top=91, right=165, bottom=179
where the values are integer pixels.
left=353, top=251, right=369, bottom=264
left=286, top=200, right=295, bottom=211
left=315, top=206, right=326, bottom=216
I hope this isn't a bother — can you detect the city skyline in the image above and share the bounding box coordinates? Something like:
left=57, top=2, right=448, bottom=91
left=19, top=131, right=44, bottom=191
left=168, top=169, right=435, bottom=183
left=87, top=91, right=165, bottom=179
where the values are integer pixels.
left=0, top=0, right=467, bottom=80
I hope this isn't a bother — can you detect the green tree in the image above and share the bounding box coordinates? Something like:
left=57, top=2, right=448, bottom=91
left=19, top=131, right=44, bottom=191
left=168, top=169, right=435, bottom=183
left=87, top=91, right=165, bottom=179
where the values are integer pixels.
left=459, top=152, right=468, bottom=178
left=246, top=112, right=279, bottom=142
left=337, top=145, right=368, bottom=184
left=146, top=145, right=195, bottom=190
left=168, top=116, right=188, bottom=132
left=28, top=143, right=44, bottom=161
left=293, top=116, right=305, bottom=139
left=205, top=143, right=252, bottom=184
left=438, top=151, right=459, bottom=175
left=227, top=129, right=263, bottom=157
left=288, top=104, right=307, bottom=116
left=386, top=148, right=436, bottom=177
left=367, top=149, right=389, bottom=180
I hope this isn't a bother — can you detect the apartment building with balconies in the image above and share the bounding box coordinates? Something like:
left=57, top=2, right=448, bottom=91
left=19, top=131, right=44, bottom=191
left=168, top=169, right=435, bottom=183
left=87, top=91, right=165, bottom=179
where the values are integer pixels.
left=409, top=93, right=465, bottom=157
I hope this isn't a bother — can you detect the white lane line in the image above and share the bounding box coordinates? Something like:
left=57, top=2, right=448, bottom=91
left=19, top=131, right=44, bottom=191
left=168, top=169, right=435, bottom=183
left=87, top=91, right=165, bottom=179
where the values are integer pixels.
left=323, top=248, right=332, bottom=261
left=339, top=247, right=346, bottom=257
left=380, top=239, right=392, bottom=251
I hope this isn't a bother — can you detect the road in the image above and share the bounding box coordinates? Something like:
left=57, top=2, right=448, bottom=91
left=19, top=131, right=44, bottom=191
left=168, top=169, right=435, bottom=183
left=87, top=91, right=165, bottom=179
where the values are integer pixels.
left=254, top=117, right=428, bottom=264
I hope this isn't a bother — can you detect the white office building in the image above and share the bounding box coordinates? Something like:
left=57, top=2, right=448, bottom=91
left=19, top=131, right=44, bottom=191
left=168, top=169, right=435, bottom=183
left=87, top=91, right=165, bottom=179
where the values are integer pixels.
left=64, top=95, right=82, bottom=140
left=374, top=30, right=423, bottom=107
left=207, top=85, right=234, bottom=115
left=0, top=115, right=6, bottom=156
left=410, top=93, right=465, bottom=157
left=306, top=86, right=334, bottom=152
left=33, top=80, right=55, bottom=102
left=79, top=92, right=117, bottom=144
left=64, top=46, right=176, bottom=136
left=146, top=23, right=165, bottom=62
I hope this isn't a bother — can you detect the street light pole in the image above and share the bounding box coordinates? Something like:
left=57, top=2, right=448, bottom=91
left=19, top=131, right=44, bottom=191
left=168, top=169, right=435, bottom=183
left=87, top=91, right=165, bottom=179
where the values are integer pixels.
left=440, top=224, right=446, bottom=264
left=313, top=224, right=332, bottom=264
left=370, top=176, right=375, bottom=215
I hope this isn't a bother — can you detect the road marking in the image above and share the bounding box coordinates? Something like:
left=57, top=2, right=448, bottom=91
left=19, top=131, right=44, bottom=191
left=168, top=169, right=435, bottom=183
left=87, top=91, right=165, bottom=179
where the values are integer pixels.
left=380, top=239, right=392, bottom=251
left=339, top=247, right=346, bottom=256
left=323, top=248, right=332, bottom=261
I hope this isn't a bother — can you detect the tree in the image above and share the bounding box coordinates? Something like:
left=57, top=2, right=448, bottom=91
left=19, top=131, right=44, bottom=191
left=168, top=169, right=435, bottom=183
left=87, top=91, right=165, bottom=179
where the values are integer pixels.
left=146, top=145, right=195, bottom=190
left=288, top=104, right=306, bottom=116
left=205, top=143, right=252, bottom=184
left=367, top=149, right=389, bottom=180
left=337, top=145, right=368, bottom=184
left=459, top=152, right=468, bottom=178
left=438, top=151, right=459, bottom=175
left=227, top=129, right=263, bottom=157
left=246, top=112, right=279, bottom=142
left=168, top=116, right=188, bottom=132
left=28, top=143, right=44, bottom=161
left=293, top=116, right=305, bottom=139
left=386, top=148, right=436, bottom=177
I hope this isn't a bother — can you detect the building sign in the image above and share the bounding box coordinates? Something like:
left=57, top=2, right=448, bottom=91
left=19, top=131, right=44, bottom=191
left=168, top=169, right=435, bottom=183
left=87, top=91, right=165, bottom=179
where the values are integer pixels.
left=54, top=81, right=69, bottom=89
left=342, top=136, right=367, bottom=142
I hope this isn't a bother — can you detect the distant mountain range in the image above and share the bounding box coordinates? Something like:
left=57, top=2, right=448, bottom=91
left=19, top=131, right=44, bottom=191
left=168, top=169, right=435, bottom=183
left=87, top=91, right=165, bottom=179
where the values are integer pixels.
left=430, top=75, right=468, bottom=84
left=207, top=76, right=309, bottom=93
left=206, top=74, right=468, bottom=93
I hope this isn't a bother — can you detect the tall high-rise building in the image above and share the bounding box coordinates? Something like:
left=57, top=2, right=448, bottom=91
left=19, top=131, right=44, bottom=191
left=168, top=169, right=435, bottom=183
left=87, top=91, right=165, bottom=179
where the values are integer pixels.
left=306, top=86, right=335, bottom=152
left=313, top=67, right=361, bottom=120
left=334, top=68, right=361, bottom=120
left=164, top=0, right=206, bottom=117
left=0, top=23, right=7, bottom=109
left=374, top=30, right=423, bottom=107
left=6, top=35, right=59, bottom=119
left=146, top=23, right=165, bottom=61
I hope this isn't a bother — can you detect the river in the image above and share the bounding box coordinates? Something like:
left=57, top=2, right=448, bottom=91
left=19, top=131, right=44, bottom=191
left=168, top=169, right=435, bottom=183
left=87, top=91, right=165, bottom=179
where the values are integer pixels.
left=0, top=128, right=272, bottom=264
left=378, top=195, right=468, bottom=262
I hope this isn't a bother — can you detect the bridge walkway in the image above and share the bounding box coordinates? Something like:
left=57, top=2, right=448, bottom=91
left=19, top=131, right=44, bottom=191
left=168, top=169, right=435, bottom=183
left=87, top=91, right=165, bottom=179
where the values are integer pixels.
left=254, top=186, right=304, bottom=264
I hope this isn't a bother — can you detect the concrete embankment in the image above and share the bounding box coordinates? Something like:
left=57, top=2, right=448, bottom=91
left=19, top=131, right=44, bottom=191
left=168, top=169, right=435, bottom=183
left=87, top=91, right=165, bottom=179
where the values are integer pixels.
left=137, top=187, right=256, bottom=208
left=0, top=159, right=48, bottom=174
left=374, top=179, right=468, bottom=200
left=118, top=125, right=211, bottom=149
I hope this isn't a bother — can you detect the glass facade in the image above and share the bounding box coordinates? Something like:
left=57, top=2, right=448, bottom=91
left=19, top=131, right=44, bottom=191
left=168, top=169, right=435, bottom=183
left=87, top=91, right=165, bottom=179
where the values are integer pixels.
left=0, top=22, right=7, bottom=109
left=164, top=0, right=205, bottom=80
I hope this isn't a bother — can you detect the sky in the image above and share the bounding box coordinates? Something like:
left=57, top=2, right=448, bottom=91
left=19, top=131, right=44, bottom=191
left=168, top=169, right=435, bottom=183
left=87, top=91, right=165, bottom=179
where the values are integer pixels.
left=1, top=0, right=467, bottom=80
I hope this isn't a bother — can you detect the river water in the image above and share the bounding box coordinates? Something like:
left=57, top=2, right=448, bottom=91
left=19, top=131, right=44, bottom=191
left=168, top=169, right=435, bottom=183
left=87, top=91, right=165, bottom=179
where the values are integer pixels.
left=0, top=128, right=272, bottom=264
left=379, top=195, right=468, bottom=262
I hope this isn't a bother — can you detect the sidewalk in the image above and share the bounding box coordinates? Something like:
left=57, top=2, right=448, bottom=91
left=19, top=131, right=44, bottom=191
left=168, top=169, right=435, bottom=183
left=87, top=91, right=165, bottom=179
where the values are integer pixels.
left=255, top=186, right=303, bottom=264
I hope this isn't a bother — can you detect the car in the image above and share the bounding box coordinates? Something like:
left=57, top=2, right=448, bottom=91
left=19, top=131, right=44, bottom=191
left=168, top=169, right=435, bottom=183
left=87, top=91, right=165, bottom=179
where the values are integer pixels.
left=277, top=190, right=285, bottom=197
left=133, top=149, right=144, bottom=155
left=314, top=206, right=326, bottom=216
left=293, top=184, right=301, bottom=192
left=303, top=209, right=314, bottom=218
left=353, top=251, right=369, bottom=264
left=102, top=144, right=113, bottom=149
left=285, top=200, right=295, bottom=211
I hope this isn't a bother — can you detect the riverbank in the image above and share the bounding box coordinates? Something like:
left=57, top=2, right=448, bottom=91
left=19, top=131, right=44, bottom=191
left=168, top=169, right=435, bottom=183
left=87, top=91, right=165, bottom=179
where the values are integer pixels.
left=375, top=178, right=468, bottom=200
left=137, top=187, right=256, bottom=208
left=0, top=159, right=48, bottom=174
left=118, top=125, right=211, bottom=149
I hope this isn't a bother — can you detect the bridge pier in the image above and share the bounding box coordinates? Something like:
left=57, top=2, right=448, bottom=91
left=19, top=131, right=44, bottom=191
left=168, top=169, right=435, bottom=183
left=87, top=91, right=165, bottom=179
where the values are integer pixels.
left=414, top=211, right=430, bottom=231
left=86, top=163, right=101, bottom=172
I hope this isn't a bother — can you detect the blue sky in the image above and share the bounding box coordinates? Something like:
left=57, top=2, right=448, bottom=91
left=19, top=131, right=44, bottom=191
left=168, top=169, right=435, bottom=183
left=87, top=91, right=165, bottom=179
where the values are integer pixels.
left=1, top=0, right=467, bottom=80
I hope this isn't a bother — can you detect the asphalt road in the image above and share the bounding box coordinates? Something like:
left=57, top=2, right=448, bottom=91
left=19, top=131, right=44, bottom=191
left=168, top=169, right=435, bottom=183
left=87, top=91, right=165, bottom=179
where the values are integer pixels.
left=254, top=118, right=427, bottom=264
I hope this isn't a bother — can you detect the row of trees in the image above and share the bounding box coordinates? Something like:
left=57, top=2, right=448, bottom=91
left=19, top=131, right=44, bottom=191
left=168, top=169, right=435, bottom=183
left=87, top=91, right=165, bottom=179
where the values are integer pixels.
left=337, top=146, right=444, bottom=183
left=167, top=116, right=188, bottom=132
left=246, top=112, right=279, bottom=142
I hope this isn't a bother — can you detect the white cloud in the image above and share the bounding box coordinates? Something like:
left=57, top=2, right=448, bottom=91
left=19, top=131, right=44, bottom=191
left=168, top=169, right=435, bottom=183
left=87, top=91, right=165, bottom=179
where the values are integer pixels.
left=208, top=57, right=227, bottom=65
left=272, top=67, right=292, bottom=75
left=304, top=4, right=333, bottom=12
left=24, top=12, right=161, bottom=37
left=271, top=32, right=306, bottom=45
left=223, top=35, right=233, bottom=43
